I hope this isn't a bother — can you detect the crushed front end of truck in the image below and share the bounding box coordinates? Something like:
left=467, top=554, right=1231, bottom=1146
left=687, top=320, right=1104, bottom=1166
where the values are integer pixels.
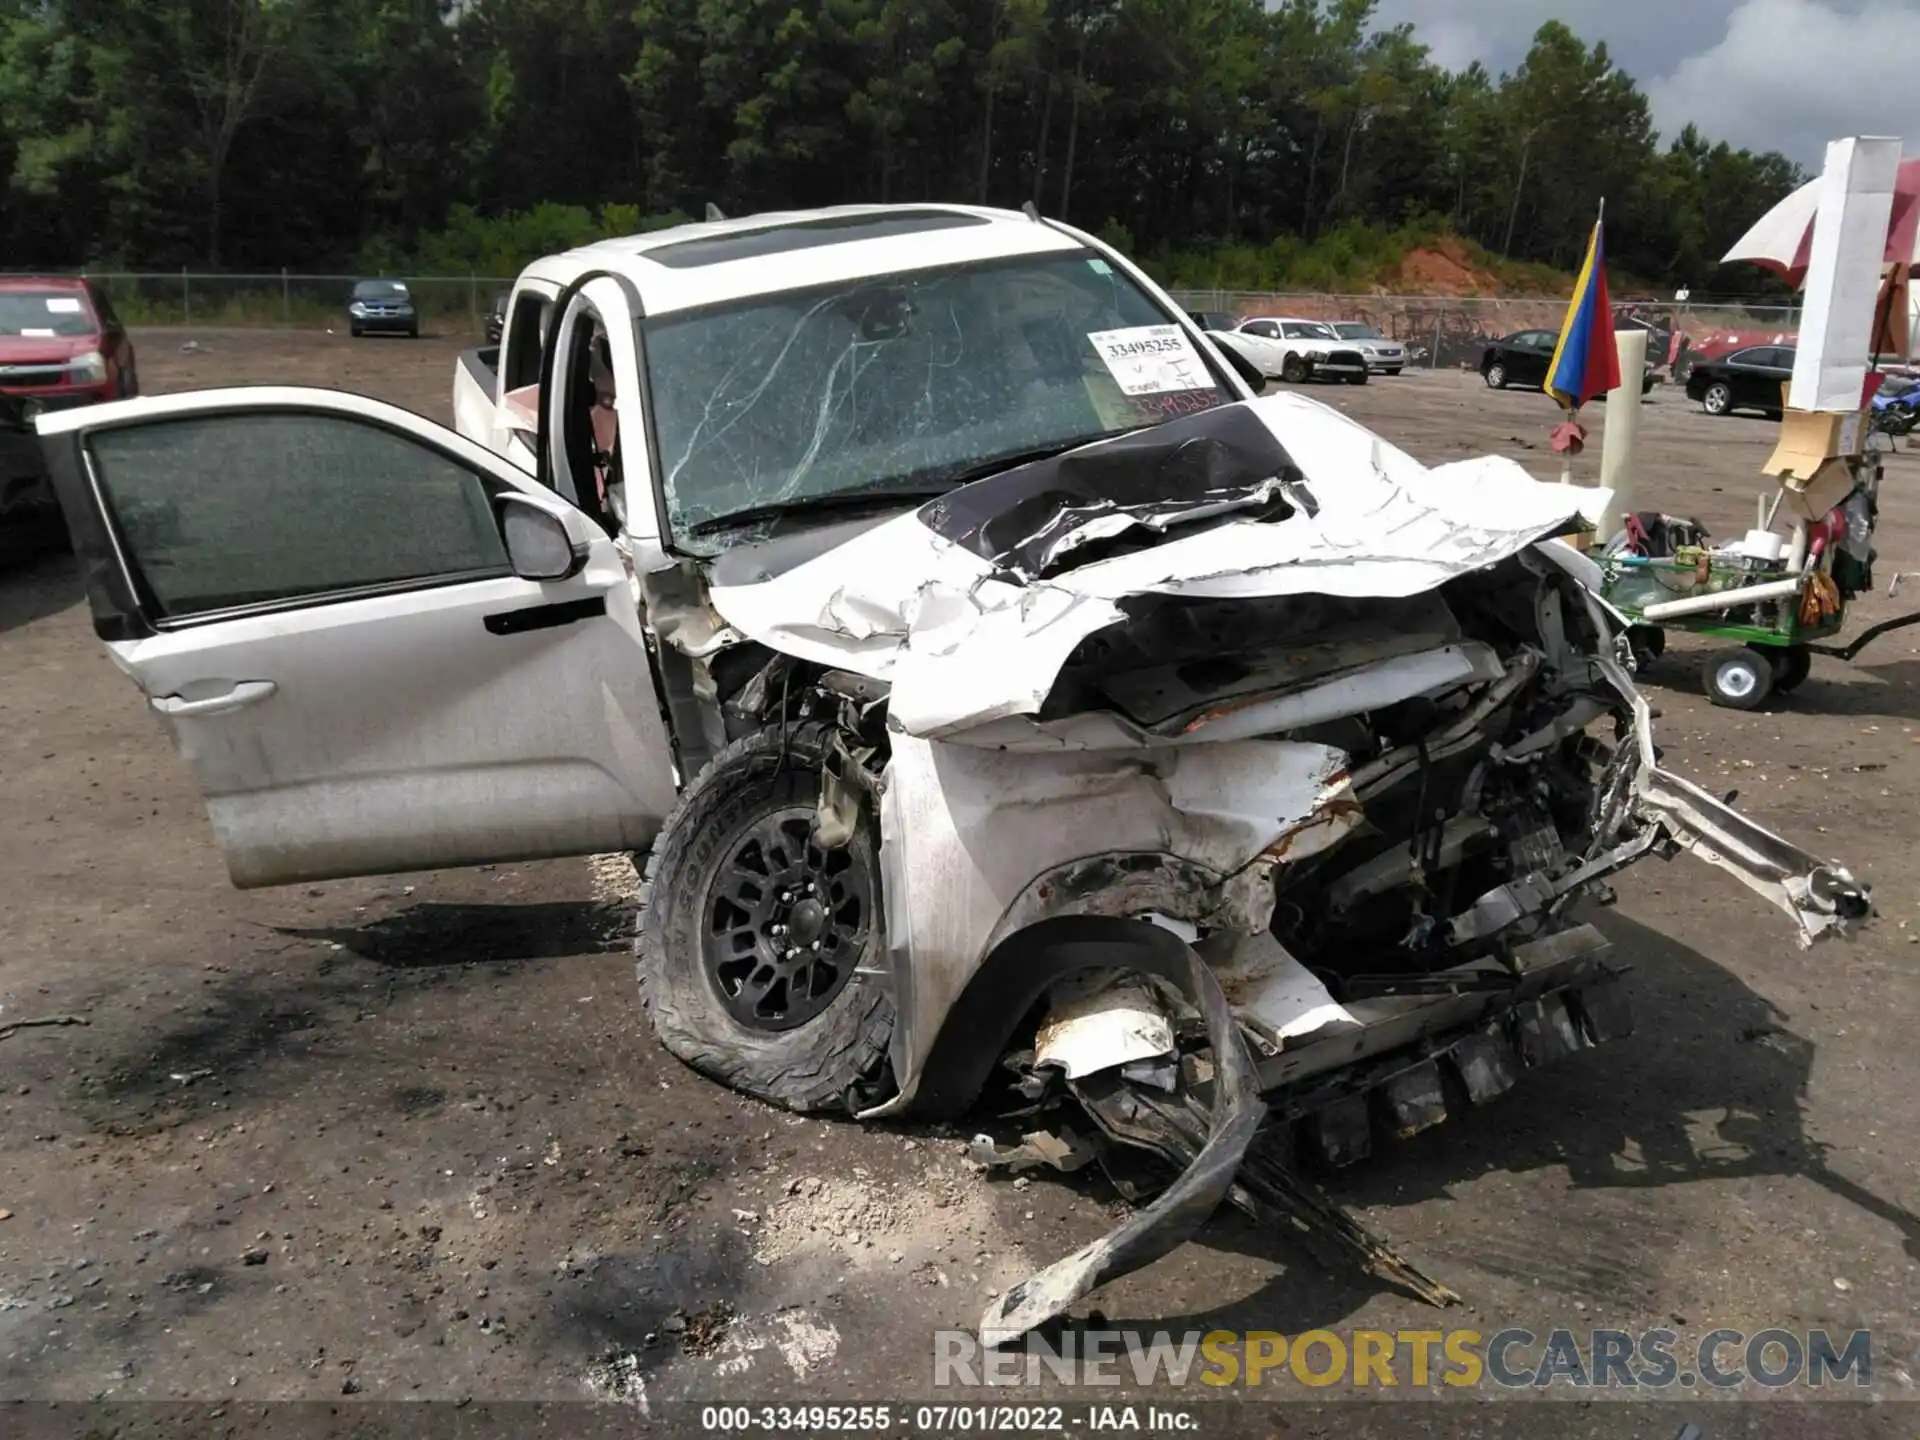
left=630, top=393, right=1871, bottom=1343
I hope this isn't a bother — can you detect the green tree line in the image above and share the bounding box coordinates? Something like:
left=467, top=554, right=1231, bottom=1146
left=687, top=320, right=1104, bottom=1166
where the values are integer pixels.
left=0, top=0, right=1802, bottom=293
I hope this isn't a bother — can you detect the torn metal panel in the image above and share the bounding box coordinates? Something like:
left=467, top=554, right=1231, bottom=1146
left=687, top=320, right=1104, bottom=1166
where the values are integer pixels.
left=640, top=561, right=745, bottom=659
left=928, top=641, right=1500, bottom=753
left=1033, top=972, right=1177, bottom=1081
left=1632, top=764, right=1873, bottom=945
left=1195, top=931, right=1359, bottom=1053
left=978, top=936, right=1262, bottom=1347
left=704, top=394, right=1603, bottom=739
left=865, top=733, right=1365, bottom=1117
left=1582, top=650, right=1872, bottom=945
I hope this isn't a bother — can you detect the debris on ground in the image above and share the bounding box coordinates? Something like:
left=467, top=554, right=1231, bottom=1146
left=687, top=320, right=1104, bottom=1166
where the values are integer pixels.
left=0, top=1014, right=89, bottom=1042
left=680, top=1302, right=736, bottom=1358
left=584, top=1350, right=649, bottom=1409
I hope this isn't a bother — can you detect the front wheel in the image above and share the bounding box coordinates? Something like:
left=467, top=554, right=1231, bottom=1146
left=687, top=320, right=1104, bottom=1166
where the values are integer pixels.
left=1484, top=362, right=1508, bottom=389
left=1343, top=370, right=1369, bottom=386
left=1280, top=354, right=1310, bottom=384
left=1705, top=648, right=1773, bottom=709
left=1701, top=381, right=1733, bottom=415
left=635, top=723, right=893, bottom=1114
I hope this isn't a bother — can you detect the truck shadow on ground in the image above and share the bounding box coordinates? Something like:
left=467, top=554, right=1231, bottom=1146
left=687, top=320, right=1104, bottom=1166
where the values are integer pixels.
left=1635, top=653, right=1920, bottom=722
left=1044, top=910, right=1918, bottom=1339
left=74, top=898, right=623, bottom=1133
left=0, top=542, right=81, bottom=634
left=274, top=899, right=625, bottom=969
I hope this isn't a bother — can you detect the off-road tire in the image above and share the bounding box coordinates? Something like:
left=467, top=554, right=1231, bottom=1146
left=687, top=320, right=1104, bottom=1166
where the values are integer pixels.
left=635, top=722, right=893, bottom=1113
left=1280, top=354, right=1310, bottom=383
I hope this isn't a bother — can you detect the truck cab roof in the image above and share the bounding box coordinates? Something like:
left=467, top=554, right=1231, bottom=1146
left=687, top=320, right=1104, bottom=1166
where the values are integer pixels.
left=522, top=203, right=1090, bottom=316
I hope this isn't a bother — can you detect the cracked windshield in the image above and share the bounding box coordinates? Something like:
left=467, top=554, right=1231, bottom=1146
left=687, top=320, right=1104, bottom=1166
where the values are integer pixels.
left=644, top=252, right=1234, bottom=545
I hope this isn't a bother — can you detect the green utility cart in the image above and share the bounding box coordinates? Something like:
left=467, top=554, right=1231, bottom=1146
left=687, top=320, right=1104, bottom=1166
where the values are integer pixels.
left=1594, top=443, right=1920, bottom=708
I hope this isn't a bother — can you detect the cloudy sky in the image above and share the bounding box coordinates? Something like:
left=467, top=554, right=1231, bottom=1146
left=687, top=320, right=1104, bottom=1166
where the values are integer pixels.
left=1370, top=0, right=1916, bottom=167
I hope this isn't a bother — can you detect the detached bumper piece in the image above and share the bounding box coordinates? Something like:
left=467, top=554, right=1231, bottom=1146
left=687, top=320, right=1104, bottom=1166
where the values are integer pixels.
left=976, top=927, right=1633, bottom=1346
left=977, top=941, right=1263, bottom=1347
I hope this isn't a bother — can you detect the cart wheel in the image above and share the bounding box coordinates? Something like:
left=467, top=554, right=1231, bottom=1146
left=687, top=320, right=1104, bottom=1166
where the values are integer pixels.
left=1627, top=624, right=1665, bottom=672
left=1770, top=643, right=1812, bottom=693
left=1706, top=649, right=1773, bottom=709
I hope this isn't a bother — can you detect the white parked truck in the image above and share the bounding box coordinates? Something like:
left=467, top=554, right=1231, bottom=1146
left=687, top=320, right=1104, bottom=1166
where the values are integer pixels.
left=36, top=203, right=1871, bottom=1343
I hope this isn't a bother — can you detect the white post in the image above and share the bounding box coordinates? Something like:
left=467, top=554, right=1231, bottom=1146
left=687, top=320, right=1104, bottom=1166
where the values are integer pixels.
left=1596, top=327, right=1647, bottom=539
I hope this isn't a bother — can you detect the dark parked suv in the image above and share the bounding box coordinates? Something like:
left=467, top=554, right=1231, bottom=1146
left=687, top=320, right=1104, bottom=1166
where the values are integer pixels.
left=347, top=279, right=418, bottom=338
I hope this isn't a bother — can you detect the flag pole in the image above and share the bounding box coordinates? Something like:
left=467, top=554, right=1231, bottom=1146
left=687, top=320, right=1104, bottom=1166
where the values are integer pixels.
left=1555, top=198, right=1607, bottom=490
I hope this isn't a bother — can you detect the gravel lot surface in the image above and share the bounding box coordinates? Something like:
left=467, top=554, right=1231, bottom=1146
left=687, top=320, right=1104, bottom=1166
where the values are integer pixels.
left=0, top=327, right=1914, bottom=1431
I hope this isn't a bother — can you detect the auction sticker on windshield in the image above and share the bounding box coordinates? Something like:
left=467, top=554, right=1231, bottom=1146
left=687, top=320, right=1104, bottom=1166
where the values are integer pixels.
left=1087, top=325, right=1208, bottom=396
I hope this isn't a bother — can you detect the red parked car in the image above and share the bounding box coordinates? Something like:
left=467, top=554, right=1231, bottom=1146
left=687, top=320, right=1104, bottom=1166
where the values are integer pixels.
left=0, top=276, right=138, bottom=417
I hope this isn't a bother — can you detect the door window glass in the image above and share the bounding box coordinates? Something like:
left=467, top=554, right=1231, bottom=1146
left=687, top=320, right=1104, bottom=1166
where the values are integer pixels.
left=87, top=411, right=508, bottom=620
left=504, top=292, right=554, bottom=391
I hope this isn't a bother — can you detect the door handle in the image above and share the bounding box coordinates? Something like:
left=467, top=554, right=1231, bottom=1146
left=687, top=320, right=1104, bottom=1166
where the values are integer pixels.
left=151, top=681, right=277, bottom=717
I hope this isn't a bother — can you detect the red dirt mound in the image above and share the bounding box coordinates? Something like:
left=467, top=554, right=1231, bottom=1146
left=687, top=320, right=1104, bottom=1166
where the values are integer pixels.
left=1392, top=239, right=1500, bottom=296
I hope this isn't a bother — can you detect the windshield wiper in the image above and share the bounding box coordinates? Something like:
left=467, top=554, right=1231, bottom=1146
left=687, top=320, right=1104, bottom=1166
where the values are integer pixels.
left=687, top=433, right=1134, bottom=537
left=687, top=483, right=955, bottom=536
left=914, top=431, right=1133, bottom=489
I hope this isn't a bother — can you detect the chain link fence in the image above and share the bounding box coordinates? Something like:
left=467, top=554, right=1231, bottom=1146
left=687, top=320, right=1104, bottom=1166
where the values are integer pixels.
left=1167, top=290, right=1807, bottom=370
left=7, top=271, right=1812, bottom=361
left=49, top=271, right=518, bottom=332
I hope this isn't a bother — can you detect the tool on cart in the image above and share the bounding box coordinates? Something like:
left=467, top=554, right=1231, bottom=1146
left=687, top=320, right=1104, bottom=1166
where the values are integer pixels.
left=1597, top=136, right=1920, bottom=708
left=1597, top=441, right=1897, bottom=707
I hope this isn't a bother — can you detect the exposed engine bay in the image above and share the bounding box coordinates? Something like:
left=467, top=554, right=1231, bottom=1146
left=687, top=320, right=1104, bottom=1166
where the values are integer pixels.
left=627, top=395, right=1872, bottom=1345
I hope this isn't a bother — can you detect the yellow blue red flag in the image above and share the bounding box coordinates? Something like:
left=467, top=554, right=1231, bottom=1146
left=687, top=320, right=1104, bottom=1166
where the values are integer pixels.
left=1545, top=208, right=1621, bottom=410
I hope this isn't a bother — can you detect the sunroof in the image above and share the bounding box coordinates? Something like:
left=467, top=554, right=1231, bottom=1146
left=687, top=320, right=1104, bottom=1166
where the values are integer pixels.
left=643, top=210, right=993, bottom=269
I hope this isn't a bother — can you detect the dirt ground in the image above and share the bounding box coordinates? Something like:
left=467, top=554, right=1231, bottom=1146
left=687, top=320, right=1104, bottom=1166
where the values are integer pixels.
left=1, top=328, right=1917, bottom=1428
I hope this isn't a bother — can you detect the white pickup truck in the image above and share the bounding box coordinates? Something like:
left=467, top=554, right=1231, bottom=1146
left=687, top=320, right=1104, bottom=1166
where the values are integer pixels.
left=35, top=203, right=1870, bottom=1343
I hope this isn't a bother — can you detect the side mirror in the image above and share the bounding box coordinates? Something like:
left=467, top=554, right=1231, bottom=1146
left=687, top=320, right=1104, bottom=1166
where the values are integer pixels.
left=498, top=494, right=582, bottom=581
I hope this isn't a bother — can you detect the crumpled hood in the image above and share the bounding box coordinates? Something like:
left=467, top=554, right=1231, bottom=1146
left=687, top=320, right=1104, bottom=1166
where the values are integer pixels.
left=706, top=392, right=1609, bottom=738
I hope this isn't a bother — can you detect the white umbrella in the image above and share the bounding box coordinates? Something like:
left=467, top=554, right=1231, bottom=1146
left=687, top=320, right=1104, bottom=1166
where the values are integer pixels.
left=1721, top=159, right=1920, bottom=286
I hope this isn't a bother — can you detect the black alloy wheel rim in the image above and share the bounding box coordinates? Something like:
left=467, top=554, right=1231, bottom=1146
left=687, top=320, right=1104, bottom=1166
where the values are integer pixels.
left=702, top=806, right=871, bottom=1031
